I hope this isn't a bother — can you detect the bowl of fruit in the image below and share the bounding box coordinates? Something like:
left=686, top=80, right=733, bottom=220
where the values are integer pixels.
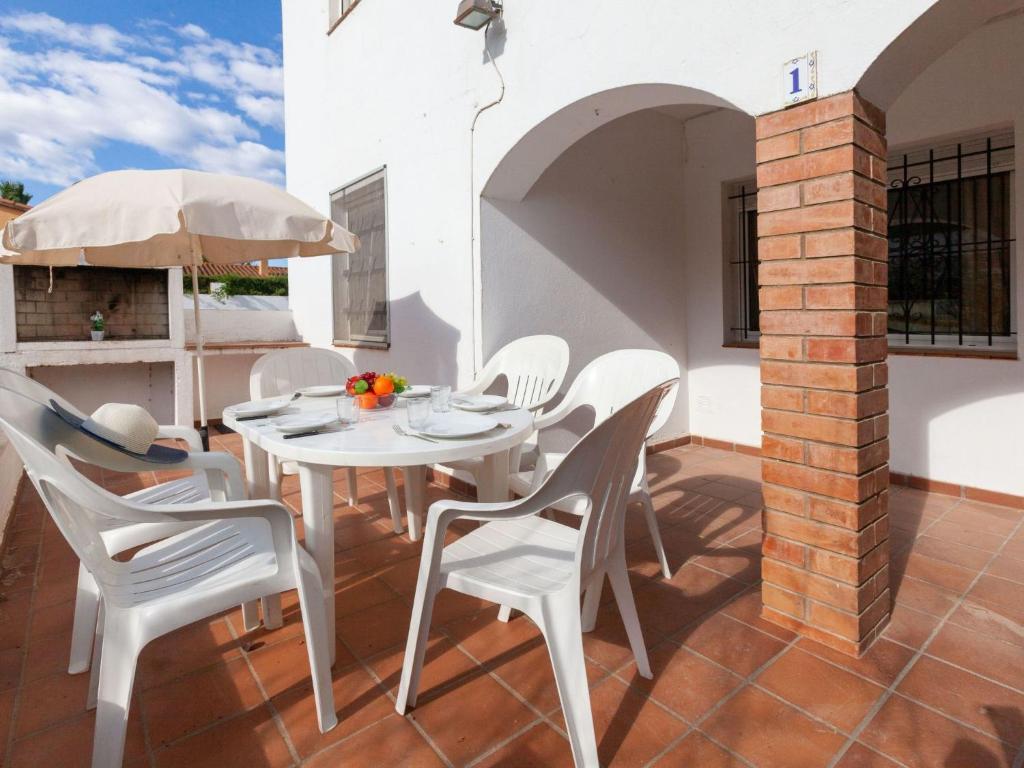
left=345, top=371, right=409, bottom=409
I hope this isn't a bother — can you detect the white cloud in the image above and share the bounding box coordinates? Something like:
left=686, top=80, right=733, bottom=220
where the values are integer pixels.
left=0, top=13, right=285, bottom=188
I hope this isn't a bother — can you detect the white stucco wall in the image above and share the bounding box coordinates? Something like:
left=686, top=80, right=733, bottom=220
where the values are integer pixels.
left=481, top=109, right=689, bottom=443
left=283, top=0, right=1024, bottom=495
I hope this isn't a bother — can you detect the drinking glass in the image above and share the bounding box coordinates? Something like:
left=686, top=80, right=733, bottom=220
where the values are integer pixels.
left=430, top=385, right=452, bottom=413
left=336, top=395, right=360, bottom=428
left=407, top=399, right=431, bottom=430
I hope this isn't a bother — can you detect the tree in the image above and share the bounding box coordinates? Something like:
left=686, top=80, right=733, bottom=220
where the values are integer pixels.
left=0, top=180, right=32, bottom=205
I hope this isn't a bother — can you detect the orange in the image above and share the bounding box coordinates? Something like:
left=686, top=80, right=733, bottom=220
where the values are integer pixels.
left=356, top=392, right=379, bottom=410
left=372, top=376, right=395, bottom=396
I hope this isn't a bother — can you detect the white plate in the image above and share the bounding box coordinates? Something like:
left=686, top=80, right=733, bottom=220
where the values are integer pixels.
left=229, top=397, right=293, bottom=418
left=417, top=412, right=498, bottom=439
left=452, top=394, right=508, bottom=412
left=397, top=385, right=431, bottom=399
left=297, top=385, right=345, bottom=397
left=272, top=413, right=337, bottom=434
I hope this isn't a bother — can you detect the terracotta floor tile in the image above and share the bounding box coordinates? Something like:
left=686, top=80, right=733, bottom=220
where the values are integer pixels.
left=633, top=565, right=746, bottom=638
left=0, top=645, right=23, bottom=691
left=701, top=685, right=846, bottom=767
left=0, top=686, right=16, bottom=746
left=653, top=731, right=746, bottom=766
left=13, top=668, right=90, bottom=737
left=406, top=672, right=537, bottom=766
left=942, top=504, right=1022, bottom=537
left=859, top=693, right=1010, bottom=768
left=892, top=574, right=960, bottom=617
left=248, top=632, right=349, bottom=700
left=756, top=647, right=885, bottom=732
left=489, top=639, right=607, bottom=716
left=678, top=612, right=788, bottom=677
left=966, top=574, right=1024, bottom=624
left=365, top=632, right=480, bottom=699
left=898, top=655, right=1024, bottom=747
left=9, top=708, right=148, bottom=768
left=986, top=551, right=1024, bottom=585
left=26, top=599, right=74, bottom=642
left=336, top=596, right=413, bottom=659
left=304, top=714, right=445, bottom=768
left=925, top=521, right=1007, bottom=553
left=909, top=535, right=994, bottom=571
left=138, top=617, right=241, bottom=690
left=582, top=599, right=667, bottom=673
left=271, top=661, right=394, bottom=758
left=927, top=623, right=1024, bottom=693
left=153, top=706, right=293, bottom=768
left=620, top=640, right=742, bottom=722
left=690, top=529, right=762, bottom=583
left=893, top=550, right=979, bottom=594
left=880, top=602, right=942, bottom=649
left=719, top=586, right=799, bottom=642
left=335, top=573, right=401, bottom=619
left=443, top=606, right=543, bottom=665
left=834, top=742, right=905, bottom=767
left=796, top=637, right=915, bottom=687
left=551, top=676, right=688, bottom=767
left=21, top=628, right=71, bottom=682
left=945, top=600, right=1024, bottom=649
left=142, top=657, right=264, bottom=747
left=472, top=721, right=573, bottom=767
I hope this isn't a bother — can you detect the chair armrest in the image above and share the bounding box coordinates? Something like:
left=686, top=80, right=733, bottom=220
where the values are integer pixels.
left=136, top=499, right=297, bottom=552
left=156, top=424, right=204, bottom=452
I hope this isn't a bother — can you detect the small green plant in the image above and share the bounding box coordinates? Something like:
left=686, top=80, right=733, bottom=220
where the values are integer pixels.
left=90, top=311, right=105, bottom=331
left=182, top=273, right=288, bottom=297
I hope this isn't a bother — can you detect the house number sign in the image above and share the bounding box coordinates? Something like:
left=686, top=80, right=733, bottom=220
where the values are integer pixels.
left=783, top=51, right=817, bottom=106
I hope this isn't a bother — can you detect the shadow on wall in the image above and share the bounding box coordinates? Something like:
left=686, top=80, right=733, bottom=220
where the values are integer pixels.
left=351, top=291, right=461, bottom=388
left=480, top=109, right=691, bottom=451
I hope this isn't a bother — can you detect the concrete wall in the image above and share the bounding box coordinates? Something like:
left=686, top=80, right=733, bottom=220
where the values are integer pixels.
left=31, top=361, right=177, bottom=424
left=481, top=109, right=689, bottom=444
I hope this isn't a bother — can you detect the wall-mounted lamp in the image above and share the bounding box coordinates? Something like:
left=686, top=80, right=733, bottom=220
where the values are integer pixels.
left=454, top=0, right=502, bottom=30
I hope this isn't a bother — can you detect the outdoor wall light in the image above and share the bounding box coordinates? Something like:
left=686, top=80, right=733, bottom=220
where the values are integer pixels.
left=454, top=0, right=502, bottom=30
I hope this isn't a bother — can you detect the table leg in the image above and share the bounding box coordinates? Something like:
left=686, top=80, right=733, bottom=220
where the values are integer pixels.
left=298, top=463, right=337, bottom=665
left=240, top=436, right=273, bottom=630
left=402, top=466, right=425, bottom=542
left=384, top=468, right=404, bottom=534
left=480, top=449, right=517, bottom=622
left=478, top=449, right=510, bottom=502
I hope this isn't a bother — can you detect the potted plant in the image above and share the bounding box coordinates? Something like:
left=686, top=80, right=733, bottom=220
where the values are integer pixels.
left=90, top=311, right=105, bottom=341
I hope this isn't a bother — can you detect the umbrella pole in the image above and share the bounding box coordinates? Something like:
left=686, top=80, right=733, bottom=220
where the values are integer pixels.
left=189, top=236, right=209, bottom=451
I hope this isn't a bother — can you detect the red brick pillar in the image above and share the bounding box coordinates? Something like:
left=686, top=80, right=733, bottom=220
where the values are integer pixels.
left=755, top=91, right=890, bottom=656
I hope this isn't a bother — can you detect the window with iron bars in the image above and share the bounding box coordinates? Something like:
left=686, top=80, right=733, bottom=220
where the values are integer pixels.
left=726, top=132, right=1016, bottom=351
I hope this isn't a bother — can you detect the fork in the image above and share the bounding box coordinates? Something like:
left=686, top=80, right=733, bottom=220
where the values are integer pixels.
left=393, top=424, right=439, bottom=443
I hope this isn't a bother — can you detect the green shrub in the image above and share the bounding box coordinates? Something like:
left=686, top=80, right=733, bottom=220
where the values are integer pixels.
left=183, top=273, right=288, bottom=297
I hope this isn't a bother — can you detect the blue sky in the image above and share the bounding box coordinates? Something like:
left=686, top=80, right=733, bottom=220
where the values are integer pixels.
left=0, top=1, right=285, bottom=203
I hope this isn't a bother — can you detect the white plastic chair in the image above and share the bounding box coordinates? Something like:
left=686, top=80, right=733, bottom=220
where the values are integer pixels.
left=509, top=349, right=680, bottom=585
left=0, top=401, right=337, bottom=768
left=0, top=372, right=269, bottom=675
left=396, top=381, right=676, bottom=768
left=250, top=348, right=404, bottom=533
left=438, top=335, right=570, bottom=487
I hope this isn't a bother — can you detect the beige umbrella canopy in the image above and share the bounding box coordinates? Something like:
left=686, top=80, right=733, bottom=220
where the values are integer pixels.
left=0, top=169, right=359, bottom=435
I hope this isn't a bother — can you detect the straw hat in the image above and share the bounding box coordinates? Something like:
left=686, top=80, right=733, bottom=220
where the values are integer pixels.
left=50, top=400, right=187, bottom=463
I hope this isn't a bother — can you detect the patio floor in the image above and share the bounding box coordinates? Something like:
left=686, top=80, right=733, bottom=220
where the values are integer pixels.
left=1, top=436, right=1023, bottom=767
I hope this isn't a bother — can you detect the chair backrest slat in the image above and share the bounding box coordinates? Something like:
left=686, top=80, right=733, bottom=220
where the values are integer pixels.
left=473, top=336, right=570, bottom=411
left=250, top=348, right=358, bottom=399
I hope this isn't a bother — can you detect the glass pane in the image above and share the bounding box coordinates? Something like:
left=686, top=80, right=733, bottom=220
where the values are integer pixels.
left=331, top=172, right=388, bottom=345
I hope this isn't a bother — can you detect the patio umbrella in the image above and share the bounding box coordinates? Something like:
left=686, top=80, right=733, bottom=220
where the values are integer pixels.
left=0, top=169, right=359, bottom=440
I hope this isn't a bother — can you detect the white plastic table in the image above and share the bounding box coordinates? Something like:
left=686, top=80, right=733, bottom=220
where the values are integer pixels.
left=223, top=396, right=534, bottom=662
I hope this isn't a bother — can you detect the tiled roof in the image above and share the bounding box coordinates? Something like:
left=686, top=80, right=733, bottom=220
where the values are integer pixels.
left=0, top=198, right=30, bottom=213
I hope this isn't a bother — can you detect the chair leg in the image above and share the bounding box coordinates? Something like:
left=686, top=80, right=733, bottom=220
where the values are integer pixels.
left=497, top=605, right=515, bottom=622
left=537, top=598, right=599, bottom=768
left=261, top=595, right=283, bottom=629
left=580, top=572, right=604, bottom=633
left=87, top=599, right=105, bottom=710
left=295, top=550, right=338, bottom=733
left=91, top=614, right=141, bottom=768
left=641, top=492, right=671, bottom=578
left=608, top=552, right=651, bottom=678
left=346, top=466, right=359, bottom=507
left=268, top=457, right=283, bottom=502
left=383, top=468, right=404, bottom=534
left=395, top=567, right=440, bottom=713
left=241, top=600, right=261, bottom=632
left=69, top=562, right=100, bottom=674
